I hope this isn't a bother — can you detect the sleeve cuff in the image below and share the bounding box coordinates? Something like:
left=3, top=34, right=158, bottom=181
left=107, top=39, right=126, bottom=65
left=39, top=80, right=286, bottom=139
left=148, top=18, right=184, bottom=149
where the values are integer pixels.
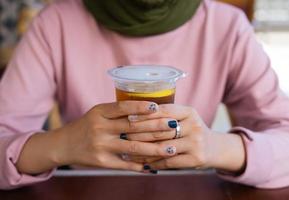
left=1, top=131, right=54, bottom=189
left=218, top=127, right=274, bottom=188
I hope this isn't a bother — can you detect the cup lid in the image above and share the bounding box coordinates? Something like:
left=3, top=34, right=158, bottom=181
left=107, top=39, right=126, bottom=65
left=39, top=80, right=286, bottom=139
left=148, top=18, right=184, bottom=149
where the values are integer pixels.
left=108, top=65, right=186, bottom=82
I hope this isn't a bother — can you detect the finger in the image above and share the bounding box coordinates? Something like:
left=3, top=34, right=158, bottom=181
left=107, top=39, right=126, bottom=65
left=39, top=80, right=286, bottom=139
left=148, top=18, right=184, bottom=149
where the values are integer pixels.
left=127, top=130, right=175, bottom=142
left=108, top=118, right=178, bottom=134
left=128, top=104, right=193, bottom=122
left=95, top=101, right=159, bottom=119
left=159, top=138, right=190, bottom=154
left=127, top=118, right=178, bottom=133
left=149, top=155, right=194, bottom=170
left=111, top=140, right=178, bottom=157
left=126, top=121, right=189, bottom=142
left=104, top=154, right=144, bottom=172
left=122, top=155, right=163, bottom=163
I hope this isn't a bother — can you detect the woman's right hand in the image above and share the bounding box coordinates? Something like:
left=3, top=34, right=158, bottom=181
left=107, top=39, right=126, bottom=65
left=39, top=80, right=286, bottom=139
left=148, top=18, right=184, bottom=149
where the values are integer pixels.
left=55, top=101, right=161, bottom=172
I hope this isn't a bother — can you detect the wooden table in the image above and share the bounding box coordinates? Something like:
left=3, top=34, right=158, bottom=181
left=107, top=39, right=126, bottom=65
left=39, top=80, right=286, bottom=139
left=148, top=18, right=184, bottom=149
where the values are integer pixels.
left=1, top=170, right=289, bottom=200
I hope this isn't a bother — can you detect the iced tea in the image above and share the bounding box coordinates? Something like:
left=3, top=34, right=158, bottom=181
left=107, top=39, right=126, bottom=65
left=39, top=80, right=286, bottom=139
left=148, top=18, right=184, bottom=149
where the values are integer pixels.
left=108, top=65, right=185, bottom=105
left=116, top=88, right=175, bottom=104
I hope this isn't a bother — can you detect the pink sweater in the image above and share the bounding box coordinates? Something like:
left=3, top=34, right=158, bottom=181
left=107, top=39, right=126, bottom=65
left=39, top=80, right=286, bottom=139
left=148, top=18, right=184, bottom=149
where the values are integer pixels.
left=1, top=0, right=289, bottom=190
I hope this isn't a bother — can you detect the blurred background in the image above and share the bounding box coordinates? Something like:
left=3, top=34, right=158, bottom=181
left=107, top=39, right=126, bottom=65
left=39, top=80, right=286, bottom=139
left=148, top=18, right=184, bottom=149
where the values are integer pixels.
left=0, top=0, right=288, bottom=131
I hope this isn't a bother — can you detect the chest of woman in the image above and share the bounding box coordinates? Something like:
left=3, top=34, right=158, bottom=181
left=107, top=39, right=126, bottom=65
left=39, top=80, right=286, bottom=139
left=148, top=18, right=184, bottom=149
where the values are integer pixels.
left=52, top=10, right=233, bottom=127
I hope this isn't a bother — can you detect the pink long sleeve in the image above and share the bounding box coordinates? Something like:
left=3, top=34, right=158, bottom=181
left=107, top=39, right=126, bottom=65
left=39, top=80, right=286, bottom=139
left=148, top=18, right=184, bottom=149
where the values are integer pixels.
left=219, top=17, right=289, bottom=188
left=1, top=0, right=289, bottom=189
left=0, top=10, right=57, bottom=189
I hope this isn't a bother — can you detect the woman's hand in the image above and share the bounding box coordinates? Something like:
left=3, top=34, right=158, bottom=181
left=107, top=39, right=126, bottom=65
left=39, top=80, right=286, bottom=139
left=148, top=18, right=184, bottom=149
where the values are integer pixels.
left=16, top=101, right=177, bottom=174
left=124, top=104, right=246, bottom=172
left=55, top=101, right=168, bottom=171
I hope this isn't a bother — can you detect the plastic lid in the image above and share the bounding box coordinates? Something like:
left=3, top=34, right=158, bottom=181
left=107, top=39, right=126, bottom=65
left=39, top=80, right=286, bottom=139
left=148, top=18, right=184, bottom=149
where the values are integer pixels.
left=108, top=65, right=186, bottom=82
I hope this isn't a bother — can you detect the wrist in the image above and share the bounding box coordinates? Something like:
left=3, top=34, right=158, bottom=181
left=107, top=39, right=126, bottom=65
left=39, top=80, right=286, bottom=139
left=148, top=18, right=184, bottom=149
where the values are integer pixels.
left=48, top=127, right=71, bottom=167
left=208, top=132, right=246, bottom=173
left=16, top=129, right=70, bottom=174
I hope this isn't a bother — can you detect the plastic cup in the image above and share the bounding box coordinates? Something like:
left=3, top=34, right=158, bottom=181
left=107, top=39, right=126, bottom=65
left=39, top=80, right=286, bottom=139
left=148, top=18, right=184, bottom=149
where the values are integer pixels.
left=108, top=65, right=186, bottom=104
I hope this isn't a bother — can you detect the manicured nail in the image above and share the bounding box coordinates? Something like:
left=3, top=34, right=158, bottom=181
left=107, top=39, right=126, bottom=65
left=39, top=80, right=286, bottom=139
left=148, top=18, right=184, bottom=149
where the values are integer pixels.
left=121, top=153, right=131, bottom=161
left=148, top=103, right=158, bottom=112
left=128, top=115, right=138, bottom=122
left=168, top=120, right=178, bottom=128
left=150, top=170, right=158, bottom=174
left=120, top=133, right=128, bottom=140
left=165, top=146, right=177, bottom=155
left=143, top=164, right=151, bottom=170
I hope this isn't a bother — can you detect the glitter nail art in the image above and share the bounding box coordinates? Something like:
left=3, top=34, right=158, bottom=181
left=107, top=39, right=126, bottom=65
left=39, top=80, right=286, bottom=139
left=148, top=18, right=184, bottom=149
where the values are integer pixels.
left=148, top=103, right=157, bottom=112
left=166, top=146, right=177, bottom=155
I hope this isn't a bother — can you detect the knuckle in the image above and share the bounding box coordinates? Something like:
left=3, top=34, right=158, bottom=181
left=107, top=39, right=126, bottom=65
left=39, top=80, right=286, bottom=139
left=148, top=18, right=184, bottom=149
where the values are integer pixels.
left=160, top=104, right=170, bottom=110
left=153, top=131, right=167, bottom=139
left=143, top=157, right=153, bottom=163
left=128, top=142, right=139, bottom=154
left=193, top=133, right=205, bottom=143
left=195, top=152, right=207, bottom=166
left=128, top=121, right=137, bottom=131
left=158, top=105, right=171, bottom=117
left=116, top=101, right=126, bottom=113
left=135, top=156, right=146, bottom=163
left=94, top=154, right=108, bottom=166
left=157, top=118, right=167, bottom=129
left=127, top=163, right=141, bottom=172
left=91, top=104, right=106, bottom=116
left=85, top=116, right=105, bottom=131
left=137, top=101, right=147, bottom=112
left=91, top=122, right=105, bottom=133
left=156, top=145, right=166, bottom=156
left=192, top=142, right=207, bottom=166
left=91, top=139, right=105, bottom=151
left=163, top=159, right=171, bottom=168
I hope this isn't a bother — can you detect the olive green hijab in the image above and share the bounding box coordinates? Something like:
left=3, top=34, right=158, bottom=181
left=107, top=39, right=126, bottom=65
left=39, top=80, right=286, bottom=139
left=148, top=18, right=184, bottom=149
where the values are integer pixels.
left=83, top=0, right=202, bottom=37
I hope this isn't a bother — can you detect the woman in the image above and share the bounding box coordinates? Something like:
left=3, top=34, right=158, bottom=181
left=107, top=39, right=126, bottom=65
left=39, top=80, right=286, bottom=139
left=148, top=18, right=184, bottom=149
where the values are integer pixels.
left=1, top=0, right=289, bottom=189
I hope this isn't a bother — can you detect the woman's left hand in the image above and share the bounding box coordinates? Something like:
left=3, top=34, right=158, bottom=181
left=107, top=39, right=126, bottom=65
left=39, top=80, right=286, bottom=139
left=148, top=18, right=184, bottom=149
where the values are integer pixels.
left=125, top=104, right=246, bottom=172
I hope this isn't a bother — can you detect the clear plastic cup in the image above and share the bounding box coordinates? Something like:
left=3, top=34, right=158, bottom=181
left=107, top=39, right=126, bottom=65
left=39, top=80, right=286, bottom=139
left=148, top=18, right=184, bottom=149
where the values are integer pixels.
left=108, top=65, right=186, bottom=104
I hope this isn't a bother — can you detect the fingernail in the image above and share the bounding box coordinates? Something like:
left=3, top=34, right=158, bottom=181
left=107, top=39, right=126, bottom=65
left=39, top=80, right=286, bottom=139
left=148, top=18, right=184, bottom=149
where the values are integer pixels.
left=121, top=153, right=131, bottom=161
left=150, top=170, right=158, bottom=174
left=165, top=146, right=177, bottom=155
left=168, top=120, right=178, bottom=128
left=143, top=164, right=151, bottom=170
left=148, top=103, right=158, bottom=112
left=120, top=133, right=128, bottom=140
left=128, top=115, right=138, bottom=122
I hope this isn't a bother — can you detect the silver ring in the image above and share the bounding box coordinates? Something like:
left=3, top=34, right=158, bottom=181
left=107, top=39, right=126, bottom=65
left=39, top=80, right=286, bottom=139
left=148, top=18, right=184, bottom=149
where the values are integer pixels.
left=173, top=123, right=181, bottom=139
